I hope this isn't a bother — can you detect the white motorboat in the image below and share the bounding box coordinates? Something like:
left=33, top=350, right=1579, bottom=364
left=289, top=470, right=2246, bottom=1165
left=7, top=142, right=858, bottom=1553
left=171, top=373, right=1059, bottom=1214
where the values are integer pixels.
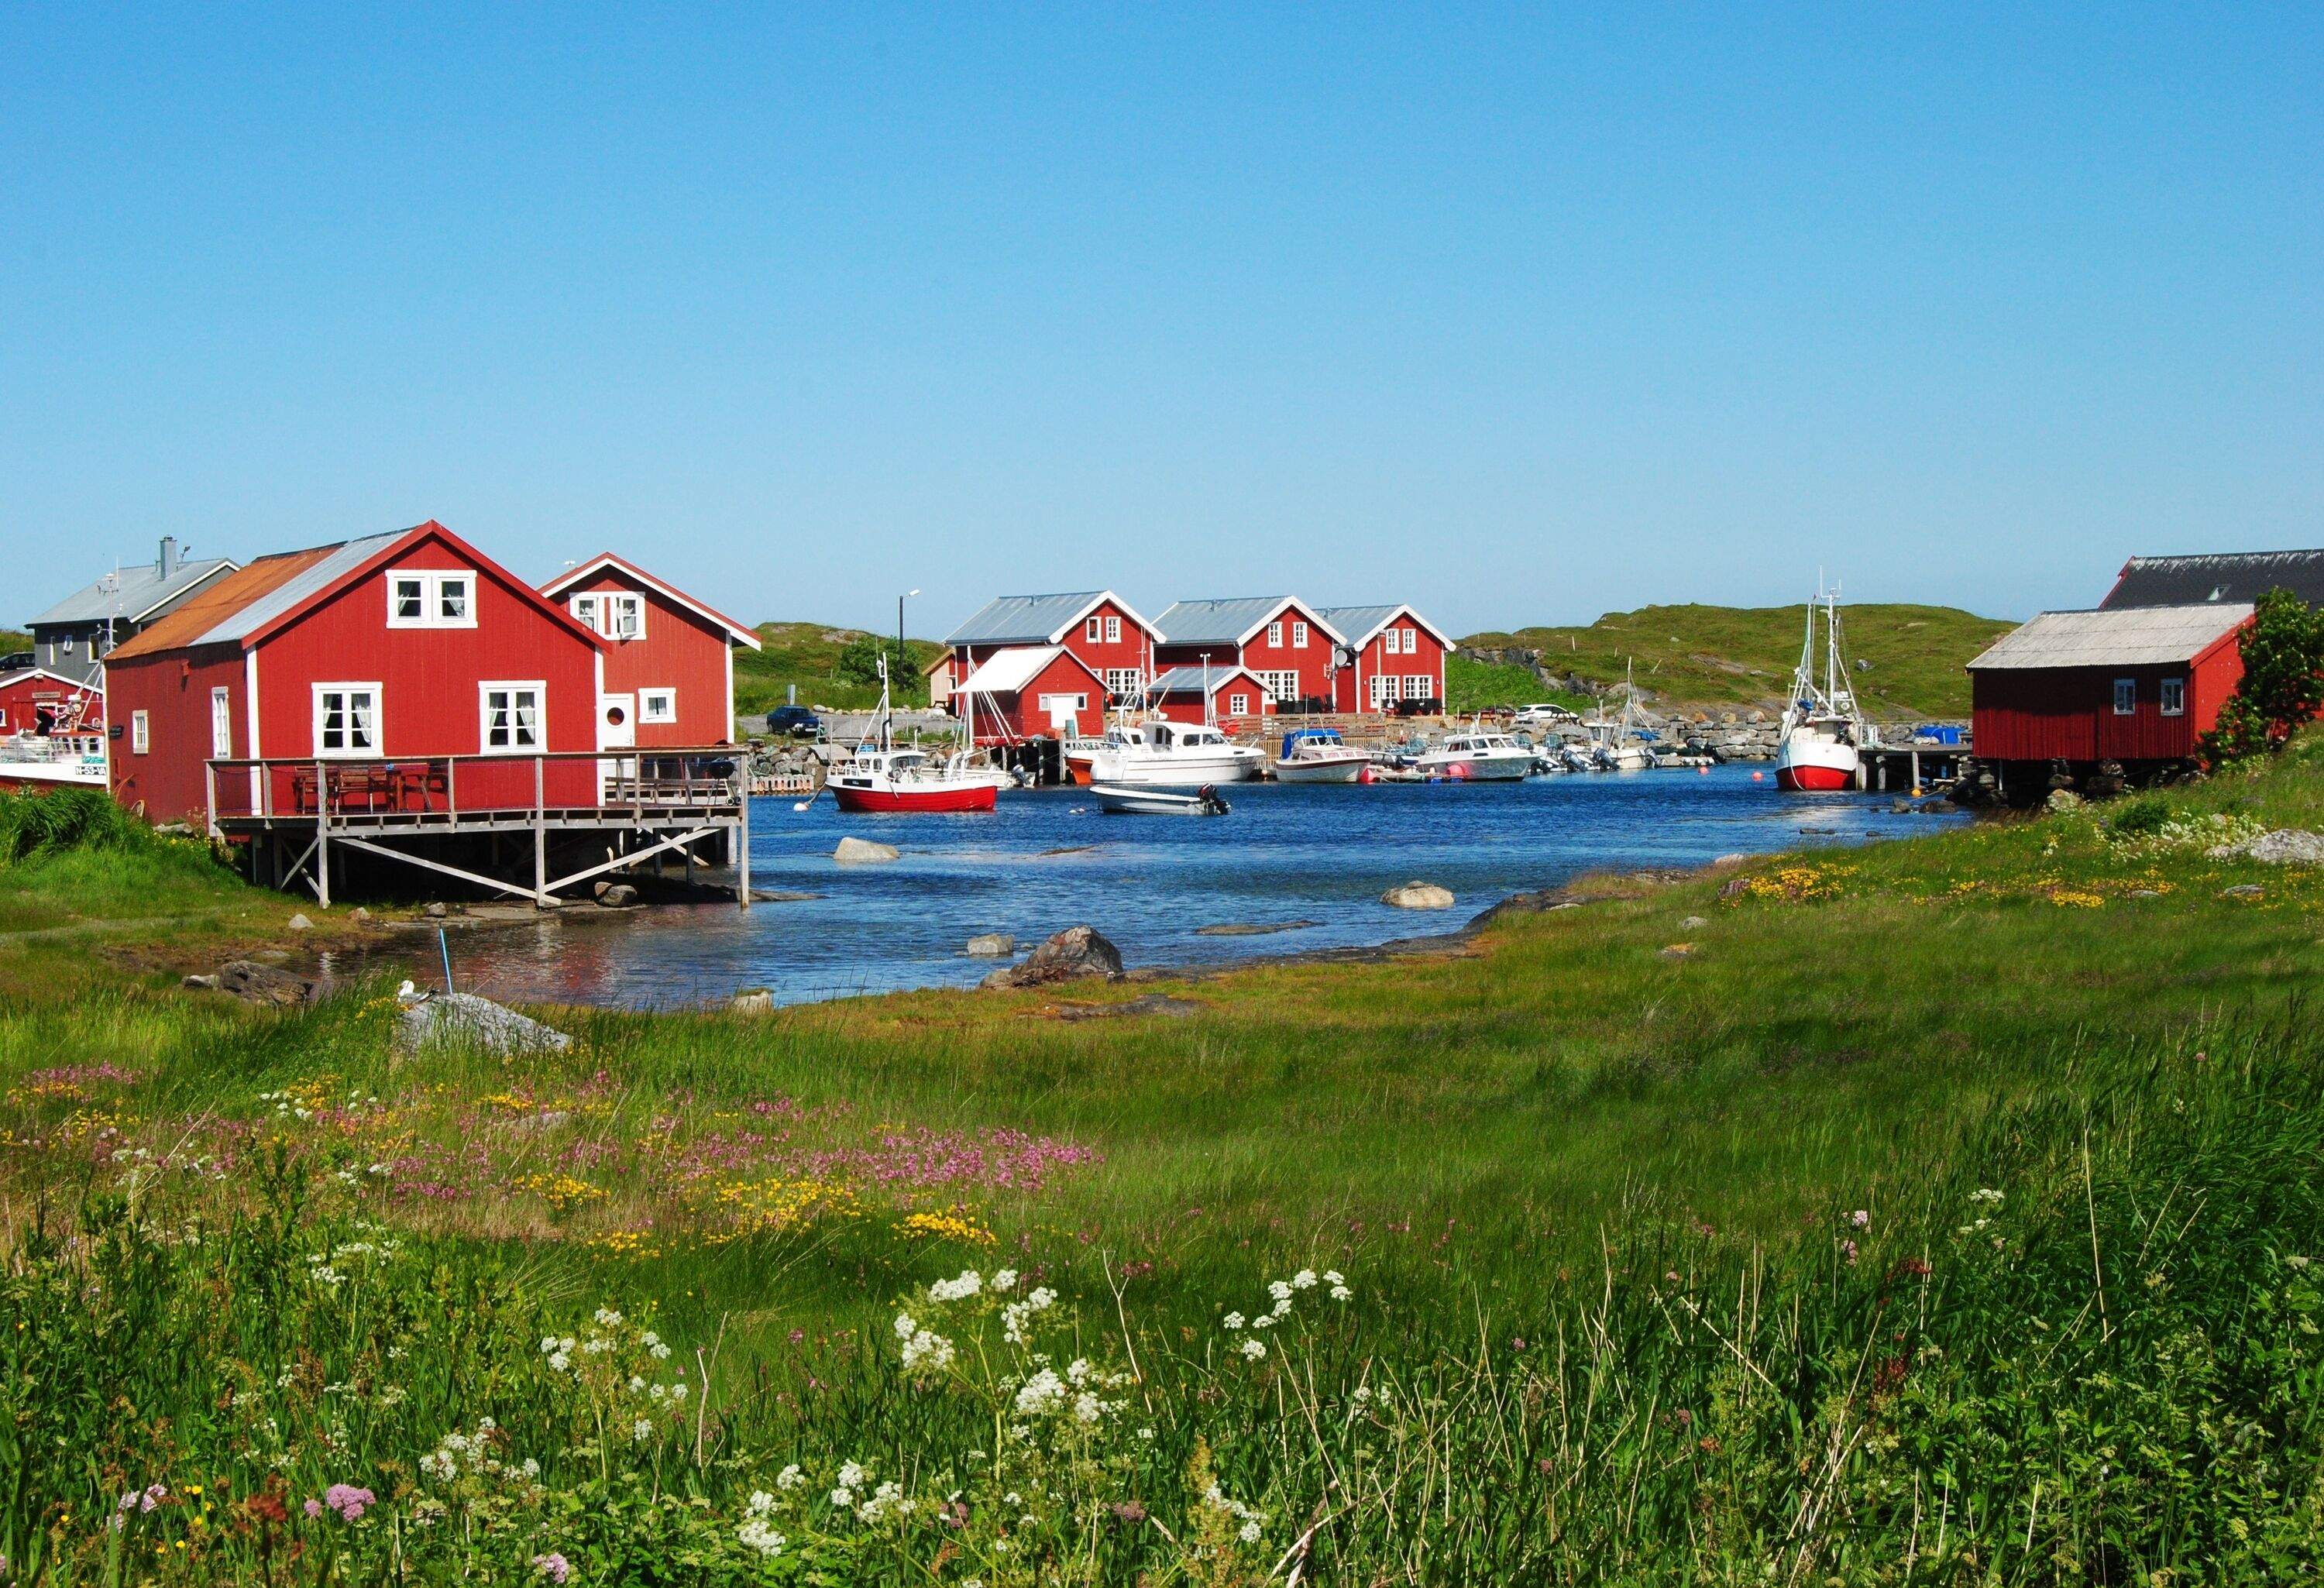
left=0, top=733, right=108, bottom=791
left=1272, top=727, right=1368, bottom=784
left=1088, top=719, right=1264, bottom=787
left=1092, top=782, right=1232, bottom=816
left=1415, top=730, right=1534, bottom=781
left=1776, top=585, right=1870, bottom=792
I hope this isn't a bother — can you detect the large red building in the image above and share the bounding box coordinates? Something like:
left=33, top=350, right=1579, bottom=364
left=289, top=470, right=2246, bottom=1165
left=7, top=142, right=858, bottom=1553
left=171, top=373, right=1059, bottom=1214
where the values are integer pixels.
left=951, top=646, right=1110, bottom=744
left=0, top=667, right=105, bottom=735
left=105, top=521, right=607, bottom=824
left=538, top=553, right=760, bottom=750
left=944, top=591, right=1158, bottom=707
left=1318, top=604, right=1449, bottom=713
left=1968, top=605, right=2249, bottom=781
left=1151, top=597, right=1343, bottom=711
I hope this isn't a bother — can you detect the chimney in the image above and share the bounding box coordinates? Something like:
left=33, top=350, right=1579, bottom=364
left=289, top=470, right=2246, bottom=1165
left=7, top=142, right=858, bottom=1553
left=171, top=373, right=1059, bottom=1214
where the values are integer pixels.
left=158, top=537, right=179, bottom=580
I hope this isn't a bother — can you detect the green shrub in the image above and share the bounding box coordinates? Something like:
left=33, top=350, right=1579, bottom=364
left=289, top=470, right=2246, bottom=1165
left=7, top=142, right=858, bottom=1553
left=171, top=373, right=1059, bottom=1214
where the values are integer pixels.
left=0, top=786, right=146, bottom=864
left=2105, top=791, right=2173, bottom=837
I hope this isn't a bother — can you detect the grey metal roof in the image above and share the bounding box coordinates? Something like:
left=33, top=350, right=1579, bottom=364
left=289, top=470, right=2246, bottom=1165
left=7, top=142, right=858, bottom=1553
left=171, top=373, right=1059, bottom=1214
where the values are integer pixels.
left=1153, top=596, right=1336, bottom=646
left=944, top=592, right=1109, bottom=647
left=28, top=555, right=236, bottom=627
left=2101, top=549, right=2324, bottom=610
left=192, top=531, right=406, bottom=646
left=1315, top=605, right=1400, bottom=644
left=1147, top=663, right=1257, bottom=693
left=1968, top=604, right=2251, bottom=670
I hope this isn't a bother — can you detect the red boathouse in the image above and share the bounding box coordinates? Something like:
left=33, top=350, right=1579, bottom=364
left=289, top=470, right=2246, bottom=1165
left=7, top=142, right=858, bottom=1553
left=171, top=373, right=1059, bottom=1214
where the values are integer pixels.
left=951, top=646, right=1111, bottom=744
left=1318, top=605, right=1449, bottom=713
left=539, top=553, right=762, bottom=750
left=1143, top=663, right=1271, bottom=726
left=0, top=667, right=105, bottom=735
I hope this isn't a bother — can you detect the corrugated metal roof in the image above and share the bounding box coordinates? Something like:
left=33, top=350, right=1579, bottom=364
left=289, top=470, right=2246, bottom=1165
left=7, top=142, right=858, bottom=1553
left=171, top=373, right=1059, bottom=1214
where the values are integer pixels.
left=1147, top=663, right=1259, bottom=694
left=105, top=545, right=352, bottom=660
left=191, top=531, right=407, bottom=645
left=1153, top=596, right=1326, bottom=646
left=2102, top=549, right=2324, bottom=610
left=956, top=645, right=1074, bottom=696
left=944, top=593, right=1109, bottom=646
left=1315, top=605, right=1399, bottom=644
left=1968, top=604, right=2251, bottom=670
left=28, top=555, right=237, bottom=627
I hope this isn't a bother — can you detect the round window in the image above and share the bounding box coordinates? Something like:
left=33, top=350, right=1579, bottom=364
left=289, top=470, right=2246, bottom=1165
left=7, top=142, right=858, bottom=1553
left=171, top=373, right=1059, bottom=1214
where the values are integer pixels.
left=606, top=706, right=627, bottom=726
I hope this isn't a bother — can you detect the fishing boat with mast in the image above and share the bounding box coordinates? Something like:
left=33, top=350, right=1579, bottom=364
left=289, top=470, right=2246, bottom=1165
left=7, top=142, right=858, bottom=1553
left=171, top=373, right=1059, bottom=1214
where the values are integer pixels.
left=1774, top=584, right=1870, bottom=792
left=1593, top=660, right=1655, bottom=769
left=826, top=658, right=1011, bottom=813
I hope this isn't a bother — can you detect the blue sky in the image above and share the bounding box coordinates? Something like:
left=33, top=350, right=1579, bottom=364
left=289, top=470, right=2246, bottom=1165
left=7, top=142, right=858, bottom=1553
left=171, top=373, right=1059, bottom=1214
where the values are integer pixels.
left=3, top=7, right=2318, bottom=637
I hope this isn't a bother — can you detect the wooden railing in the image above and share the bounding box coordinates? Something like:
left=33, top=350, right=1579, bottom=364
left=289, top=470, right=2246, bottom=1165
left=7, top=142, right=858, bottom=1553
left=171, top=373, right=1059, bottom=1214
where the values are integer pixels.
left=203, top=749, right=747, bottom=832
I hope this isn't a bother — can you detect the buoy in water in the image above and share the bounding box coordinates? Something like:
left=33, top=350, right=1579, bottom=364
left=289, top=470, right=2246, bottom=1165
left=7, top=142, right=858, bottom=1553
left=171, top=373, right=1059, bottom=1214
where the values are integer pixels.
left=1697, top=765, right=1709, bottom=775
left=1750, top=770, right=1765, bottom=782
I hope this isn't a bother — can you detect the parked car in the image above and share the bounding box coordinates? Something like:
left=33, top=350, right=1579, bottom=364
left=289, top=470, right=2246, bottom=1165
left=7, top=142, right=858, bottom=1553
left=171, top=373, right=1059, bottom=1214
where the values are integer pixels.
left=1512, top=703, right=1581, bottom=730
left=765, top=706, right=822, bottom=737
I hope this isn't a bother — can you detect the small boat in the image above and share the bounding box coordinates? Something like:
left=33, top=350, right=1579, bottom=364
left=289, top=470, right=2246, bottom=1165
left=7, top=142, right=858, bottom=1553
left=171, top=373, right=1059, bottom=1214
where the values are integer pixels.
left=1089, top=719, right=1264, bottom=787
left=1775, top=585, right=1869, bottom=792
left=1415, top=730, right=1534, bottom=781
left=1590, top=660, right=1657, bottom=769
left=0, top=733, right=108, bottom=791
left=1272, top=727, right=1368, bottom=784
left=1092, top=782, right=1231, bottom=816
left=826, top=658, right=1008, bottom=813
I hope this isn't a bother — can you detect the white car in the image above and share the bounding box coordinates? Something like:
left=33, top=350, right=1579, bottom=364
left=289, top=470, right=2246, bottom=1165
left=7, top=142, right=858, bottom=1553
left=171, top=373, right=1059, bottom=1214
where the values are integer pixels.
left=1511, top=703, right=1580, bottom=730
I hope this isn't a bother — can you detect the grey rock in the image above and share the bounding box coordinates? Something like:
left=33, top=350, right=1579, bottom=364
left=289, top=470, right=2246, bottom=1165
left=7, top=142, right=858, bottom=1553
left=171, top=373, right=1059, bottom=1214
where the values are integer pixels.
left=833, top=836, right=900, bottom=863
left=595, top=882, right=641, bottom=908
left=1057, top=995, right=1205, bottom=1021
left=2128, top=889, right=2164, bottom=899
left=1679, top=915, right=1709, bottom=929
left=980, top=925, right=1123, bottom=988
left=2206, top=829, right=2324, bottom=866
left=2223, top=884, right=2266, bottom=899
left=964, top=933, right=1016, bottom=957
left=1709, top=854, right=1749, bottom=870
left=751, top=889, right=823, bottom=902
left=2043, top=789, right=2084, bottom=814
left=1195, top=920, right=1320, bottom=937
left=255, top=948, right=290, bottom=964
left=218, top=960, right=319, bottom=1006
left=424, top=902, right=449, bottom=919
left=347, top=906, right=372, bottom=923
left=731, top=987, right=775, bottom=1016
left=180, top=972, right=221, bottom=990
left=287, top=913, right=315, bottom=930
left=1381, top=882, right=1456, bottom=909
left=395, top=988, right=572, bottom=1054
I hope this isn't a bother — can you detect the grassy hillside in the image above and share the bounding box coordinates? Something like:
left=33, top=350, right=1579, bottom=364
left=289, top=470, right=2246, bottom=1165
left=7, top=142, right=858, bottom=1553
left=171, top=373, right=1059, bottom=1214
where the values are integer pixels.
left=1466, top=601, right=2014, bottom=719
left=733, top=622, right=946, bottom=721
left=0, top=627, right=29, bottom=656
left=5, top=744, right=2324, bottom=1578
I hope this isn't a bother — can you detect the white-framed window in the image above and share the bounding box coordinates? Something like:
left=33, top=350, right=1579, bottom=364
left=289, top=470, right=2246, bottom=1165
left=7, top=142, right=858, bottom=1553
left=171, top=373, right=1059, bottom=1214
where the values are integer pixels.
left=1260, top=669, right=1300, bottom=702
left=1370, top=674, right=1394, bottom=707
left=1104, top=614, right=1122, bottom=644
left=2113, top=678, right=2137, bottom=715
left=603, top=593, right=645, bottom=640
left=1103, top=668, right=1143, bottom=699
left=1085, top=616, right=1102, bottom=643
left=1404, top=674, right=1430, bottom=699
left=1228, top=693, right=1250, bottom=716
left=1266, top=620, right=1284, bottom=648
left=62, top=633, right=77, bottom=656
left=131, top=710, right=150, bottom=754
left=387, top=569, right=477, bottom=629
left=1402, top=627, right=1418, bottom=652
left=1291, top=620, right=1308, bottom=648
left=210, top=687, right=232, bottom=758
left=2160, top=677, right=2186, bottom=717
left=1383, top=627, right=1402, bottom=655
left=312, top=684, right=380, bottom=758
left=480, top=682, right=544, bottom=752
left=639, top=687, right=677, bottom=724
left=569, top=593, right=602, bottom=631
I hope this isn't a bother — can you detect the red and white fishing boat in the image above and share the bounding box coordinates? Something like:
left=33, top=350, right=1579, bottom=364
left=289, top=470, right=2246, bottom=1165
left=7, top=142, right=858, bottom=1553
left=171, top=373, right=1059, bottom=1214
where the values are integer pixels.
left=826, top=658, right=1010, bottom=813
left=1775, top=585, right=1870, bottom=792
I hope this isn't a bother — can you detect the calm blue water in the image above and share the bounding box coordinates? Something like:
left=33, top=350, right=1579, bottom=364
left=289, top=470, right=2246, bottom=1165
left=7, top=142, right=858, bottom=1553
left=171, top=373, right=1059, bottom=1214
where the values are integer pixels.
left=434, top=765, right=1962, bottom=1009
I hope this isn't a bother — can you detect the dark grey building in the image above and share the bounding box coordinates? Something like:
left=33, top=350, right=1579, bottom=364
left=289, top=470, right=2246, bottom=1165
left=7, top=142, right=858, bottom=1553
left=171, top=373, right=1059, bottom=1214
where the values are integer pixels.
left=2100, top=549, right=2324, bottom=610
left=25, top=537, right=239, bottom=684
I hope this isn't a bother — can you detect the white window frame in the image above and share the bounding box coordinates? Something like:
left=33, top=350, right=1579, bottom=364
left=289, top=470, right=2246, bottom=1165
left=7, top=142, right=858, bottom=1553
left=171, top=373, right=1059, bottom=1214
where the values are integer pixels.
left=2113, top=678, right=2137, bottom=716
left=311, top=683, right=381, bottom=758
left=62, top=633, right=77, bottom=656
left=1228, top=692, right=1250, bottom=717
left=479, top=681, right=546, bottom=754
left=1104, top=614, right=1122, bottom=644
left=569, top=593, right=603, bottom=632
left=1404, top=674, right=1429, bottom=700
left=1085, top=616, right=1102, bottom=643
left=603, top=593, right=645, bottom=641
left=1402, top=627, right=1418, bottom=652
left=639, top=686, right=678, bottom=724
left=386, top=569, right=479, bottom=630
left=131, top=710, right=150, bottom=754
left=2160, top=677, right=2186, bottom=717
left=1266, top=620, right=1284, bottom=648
left=1260, top=669, right=1299, bottom=703
left=1370, top=673, right=1394, bottom=706
left=1383, top=627, right=1401, bottom=655
left=1291, top=620, right=1308, bottom=648
left=210, top=686, right=232, bottom=758
left=1103, top=668, right=1143, bottom=699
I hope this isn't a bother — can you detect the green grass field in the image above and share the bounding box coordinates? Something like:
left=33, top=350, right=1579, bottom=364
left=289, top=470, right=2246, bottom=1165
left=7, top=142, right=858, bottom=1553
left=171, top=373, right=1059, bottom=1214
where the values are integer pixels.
left=732, top=624, right=947, bottom=722
left=3, top=752, right=2322, bottom=1581
left=1464, top=602, right=2015, bottom=720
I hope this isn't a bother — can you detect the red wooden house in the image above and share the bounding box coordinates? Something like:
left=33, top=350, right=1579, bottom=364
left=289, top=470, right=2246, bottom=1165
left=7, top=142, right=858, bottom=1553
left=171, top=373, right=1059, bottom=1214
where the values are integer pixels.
left=1151, top=598, right=1344, bottom=711
left=1968, top=604, right=2250, bottom=784
left=951, top=646, right=1110, bottom=744
left=1143, top=663, right=1272, bottom=726
left=1318, top=605, right=1450, bottom=713
left=944, top=591, right=1158, bottom=706
left=0, top=667, right=105, bottom=735
left=538, top=554, right=761, bottom=750
left=105, top=521, right=607, bottom=824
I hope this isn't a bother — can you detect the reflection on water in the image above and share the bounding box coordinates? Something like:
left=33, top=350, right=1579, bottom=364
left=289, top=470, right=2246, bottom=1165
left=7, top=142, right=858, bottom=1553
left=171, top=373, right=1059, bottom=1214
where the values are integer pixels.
left=390, top=766, right=1961, bottom=1010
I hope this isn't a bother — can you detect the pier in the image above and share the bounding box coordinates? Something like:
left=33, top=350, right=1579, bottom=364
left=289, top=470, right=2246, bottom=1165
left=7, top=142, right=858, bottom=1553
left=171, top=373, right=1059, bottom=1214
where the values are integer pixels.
left=1859, top=740, right=1969, bottom=794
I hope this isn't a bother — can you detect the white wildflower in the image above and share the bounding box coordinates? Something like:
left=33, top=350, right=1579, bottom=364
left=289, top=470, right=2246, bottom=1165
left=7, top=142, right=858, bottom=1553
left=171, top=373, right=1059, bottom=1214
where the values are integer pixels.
left=737, top=1516, right=786, bottom=1556
left=1291, top=1268, right=1318, bottom=1289
left=775, top=1463, right=804, bottom=1490
left=631, top=1418, right=654, bottom=1442
left=1015, top=1368, right=1067, bottom=1415
left=1239, top=1338, right=1267, bottom=1360
left=992, top=1268, right=1018, bottom=1291
left=1239, top=1520, right=1263, bottom=1544
left=928, top=1268, right=984, bottom=1303
left=1331, top=1284, right=1353, bottom=1301
left=1223, top=1311, right=1246, bottom=1330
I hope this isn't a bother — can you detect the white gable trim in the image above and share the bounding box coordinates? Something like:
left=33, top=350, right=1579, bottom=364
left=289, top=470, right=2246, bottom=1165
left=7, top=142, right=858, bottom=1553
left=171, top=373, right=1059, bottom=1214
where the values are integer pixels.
left=1043, top=589, right=1158, bottom=645
left=543, top=555, right=763, bottom=649
left=1232, top=599, right=1346, bottom=648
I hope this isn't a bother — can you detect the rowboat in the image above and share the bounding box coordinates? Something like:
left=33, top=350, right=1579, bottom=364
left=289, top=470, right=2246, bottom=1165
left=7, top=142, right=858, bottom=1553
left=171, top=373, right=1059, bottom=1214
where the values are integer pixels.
left=1092, top=782, right=1232, bottom=816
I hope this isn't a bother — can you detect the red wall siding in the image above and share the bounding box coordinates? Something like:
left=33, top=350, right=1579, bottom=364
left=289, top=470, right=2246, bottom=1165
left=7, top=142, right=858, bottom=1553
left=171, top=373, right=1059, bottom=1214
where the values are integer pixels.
left=0, top=674, right=105, bottom=734
left=106, top=648, right=245, bottom=822
left=1973, top=658, right=2238, bottom=763
left=1154, top=601, right=1338, bottom=709
left=561, top=571, right=735, bottom=747
left=970, top=653, right=1109, bottom=743
left=1153, top=675, right=1266, bottom=725
left=1334, top=613, right=1446, bottom=712
left=254, top=534, right=602, bottom=810
left=951, top=600, right=1157, bottom=704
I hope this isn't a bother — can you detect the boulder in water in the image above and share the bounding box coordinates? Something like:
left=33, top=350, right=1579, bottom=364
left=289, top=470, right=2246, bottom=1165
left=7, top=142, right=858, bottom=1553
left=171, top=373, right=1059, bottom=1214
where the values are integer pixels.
left=964, top=933, right=1016, bottom=957
left=981, top=926, right=1123, bottom=988
left=834, top=837, right=900, bottom=863
left=1381, top=882, right=1455, bottom=910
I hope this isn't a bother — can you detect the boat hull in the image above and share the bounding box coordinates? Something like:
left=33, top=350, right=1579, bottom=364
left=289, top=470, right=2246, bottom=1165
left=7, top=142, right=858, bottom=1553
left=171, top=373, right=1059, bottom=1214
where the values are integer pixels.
left=1088, top=753, right=1260, bottom=787
left=1417, top=753, right=1532, bottom=781
left=1273, top=754, right=1366, bottom=784
left=1774, top=761, right=1855, bottom=792
left=830, top=782, right=998, bottom=813
left=1092, top=783, right=1230, bottom=816
left=1775, top=723, right=1861, bottom=792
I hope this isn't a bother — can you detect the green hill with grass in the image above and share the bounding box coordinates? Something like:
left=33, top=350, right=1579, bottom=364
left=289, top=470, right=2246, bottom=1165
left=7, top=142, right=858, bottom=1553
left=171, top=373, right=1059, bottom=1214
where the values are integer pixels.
left=732, top=621, right=946, bottom=720
left=1463, top=601, right=2015, bottom=719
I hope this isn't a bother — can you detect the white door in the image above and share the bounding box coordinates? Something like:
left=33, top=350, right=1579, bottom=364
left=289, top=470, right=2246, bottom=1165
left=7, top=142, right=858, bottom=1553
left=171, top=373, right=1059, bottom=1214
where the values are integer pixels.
left=1038, top=693, right=1080, bottom=734
left=599, top=693, right=635, bottom=799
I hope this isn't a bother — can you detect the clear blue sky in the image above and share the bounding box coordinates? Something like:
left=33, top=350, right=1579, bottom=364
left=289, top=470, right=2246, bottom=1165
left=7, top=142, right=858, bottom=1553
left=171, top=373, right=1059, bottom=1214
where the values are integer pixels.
left=3, top=6, right=2318, bottom=637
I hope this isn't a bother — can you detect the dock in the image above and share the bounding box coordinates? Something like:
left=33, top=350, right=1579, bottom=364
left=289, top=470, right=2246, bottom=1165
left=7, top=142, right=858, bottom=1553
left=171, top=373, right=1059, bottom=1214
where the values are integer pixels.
left=205, top=749, right=751, bottom=909
left=1858, top=740, right=1970, bottom=794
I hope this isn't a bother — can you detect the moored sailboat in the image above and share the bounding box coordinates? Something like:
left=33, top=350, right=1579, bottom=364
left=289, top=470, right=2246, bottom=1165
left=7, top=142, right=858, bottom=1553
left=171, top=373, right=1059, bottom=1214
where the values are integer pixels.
left=1775, top=585, right=1870, bottom=792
